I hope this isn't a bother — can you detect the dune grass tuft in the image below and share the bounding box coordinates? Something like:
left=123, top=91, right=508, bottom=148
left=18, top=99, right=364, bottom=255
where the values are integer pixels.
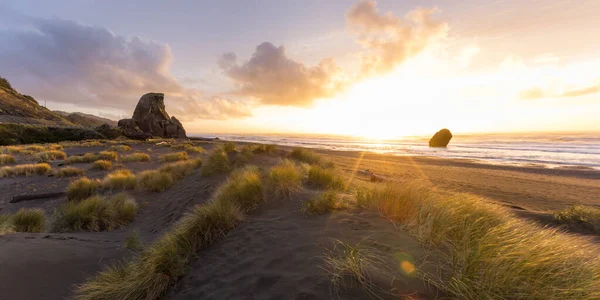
left=74, top=166, right=263, bottom=300
left=359, top=181, right=600, bottom=299
left=0, top=163, right=51, bottom=177
left=252, top=144, right=277, bottom=154
left=158, top=158, right=202, bottom=180
left=137, top=170, right=174, bottom=192
left=23, top=145, right=45, bottom=152
left=11, top=208, right=46, bottom=233
left=266, top=159, right=302, bottom=199
left=303, top=190, right=339, bottom=215
left=0, top=214, right=14, bottom=235
left=554, top=205, right=600, bottom=234
left=307, top=165, right=344, bottom=190
left=160, top=151, right=188, bottom=163
left=56, top=166, right=85, bottom=178
left=222, top=141, right=236, bottom=153
left=67, top=177, right=101, bottom=201
left=53, top=193, right=138, bottom=232
left=99, top=151, right=118, bottom=161
left=184, top=145, right=204, bottom=154
left=108, top=145, right=131, bottom=152
left=121, top=153, right=151, bottom=162
left=67, top=153, right=101, bottom=164
left=290, top=148, right=321, bottom=165
left=102, top=169, right=137, bottom=190
left=34, top=150, right=67, bottom=162
left=92, top=160, right=113, bottom=170
left=124, top=231, right=144, bottom=252
left=0, top=154, right=16, bottom=165
left=201, top=150, right=230, bottom=176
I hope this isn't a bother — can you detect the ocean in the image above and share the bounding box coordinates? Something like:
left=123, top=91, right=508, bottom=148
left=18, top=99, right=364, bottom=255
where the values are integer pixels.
left=190, top=132, right=600, bottom=170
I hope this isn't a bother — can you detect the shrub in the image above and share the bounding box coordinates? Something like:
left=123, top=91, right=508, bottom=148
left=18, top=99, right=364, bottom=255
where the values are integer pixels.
left=74, top=166, right=263, bottom=300
left=290, top=148, right=321, bottom=165
left=53, top=194, right=138, bottom=232
left=0, top=163, right=51, bottom=177
left=306, top=166, right=344, bottom=190
left=34, top=150, right=67, bottom=162
left=158, top=159, right=202, bottom=180
left=266, top=159, right=302, bottom=199
left=121, top=153, right=151, bottom=163
left=554, top=205, right=600, bottom=234
left=108, top=145, right=131, bottom=152
left=160, top=151, right=188, bottom=163
left=359, top=182, right=600, bottom=299
left=138, top=170, right=174, bottom=192
left=0, top=154, right=16, bottom=165
left=92, top=160, right=113, bottom=170
left=201, top=150, right=230, bottom=176
left=99, top=151, right=118, bottom=161
left=103, top=169, right=137, bottom=190
left=303, top=190, right=338, bottom=215
left=11, top=208, right=46, bottom=232
left=66, top=177, right=101, bottom=201
left=56, top=167, right=85, bottom=177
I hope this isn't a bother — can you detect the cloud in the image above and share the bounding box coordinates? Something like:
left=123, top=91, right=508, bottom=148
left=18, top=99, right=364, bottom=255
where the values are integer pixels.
left=519, top=87, right=545, bottom=100
left=219, top=42, right=347, bottom=106
left=346, top=0, right=448, bottom=76
left=0, top=16, right=249, bottom=120
left=520, top=83, right=600, bottom=100
left=561, top=84, right=600, bottom=98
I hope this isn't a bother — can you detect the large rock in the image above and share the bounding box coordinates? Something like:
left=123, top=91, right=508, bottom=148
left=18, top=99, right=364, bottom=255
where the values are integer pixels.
left=118, top=93, right=187, bottom=139
left=429, top=128, right=453, bottom=147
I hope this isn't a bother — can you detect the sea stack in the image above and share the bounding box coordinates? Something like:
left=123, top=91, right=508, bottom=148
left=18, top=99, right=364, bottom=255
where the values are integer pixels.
left=118, top=93, right=187, bottom=139
left=429, top=128, right=453, bottom=147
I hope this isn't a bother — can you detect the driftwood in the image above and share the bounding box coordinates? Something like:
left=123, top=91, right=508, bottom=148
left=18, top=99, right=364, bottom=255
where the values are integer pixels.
left=10, top=192, right=66, bottom=203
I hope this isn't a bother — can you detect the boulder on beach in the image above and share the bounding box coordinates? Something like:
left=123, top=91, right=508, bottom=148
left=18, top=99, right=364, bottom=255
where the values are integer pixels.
left=118, top=93, right=187, bottom=139
left=429, top=128, right=453, bottom=147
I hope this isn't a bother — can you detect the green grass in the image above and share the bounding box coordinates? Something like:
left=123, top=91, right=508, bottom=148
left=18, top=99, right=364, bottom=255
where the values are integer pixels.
left=358, top=181, right=600, bottom=299
left=74, top=166, right=263, bottom=300
left=307, top=165, right=344, bottom=190
left=121, top=153, right=151, bottom=162
left=56, top=167, right=85, bottom=177
left=124, top=231, right=144, bottom=252
left=92, top=160, right=113, bottom=170
left=266, top=159, right=302, bottom=199
left=102, top=169, right=137, bottom=190
left=34, top=150, right=67, bottom=162
left=67, top=177, right=101, bottom=201
left=10, top=208, right=46, bottom=233
left=137, top=170, right=174, bottom=192
left=0, top=214, right=13, bottom=235
left=290, top=148, right=321, bottom=165
left=201, top=150, right=230, bottom=176
left=0, top=163, right=51, bottom=177
left=108, top=145, right=132, bottom=152
left=159, top=151, right=188, bottom=163
left=52, top=193, right=138, bottom=232
left=0, top=154, right=16, bottom=165
left=554, top=205, right=600, bottom=234
left=302, top=190, right=339, bottom=215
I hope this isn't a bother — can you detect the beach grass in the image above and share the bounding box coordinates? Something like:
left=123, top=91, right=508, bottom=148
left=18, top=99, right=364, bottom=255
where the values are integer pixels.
left=108, top=145, right=131, bottom=152
left=56, top=166, right=85, bottom=177
left=67, top=153, right=102, bottom=164
left=184, top=145, right=204, bottom=154
left=290, top=148, right=321, bottom=165
left=92, top=160, right=113, bottom=170
left=307, top=165, right=344, bottom=190
left=52, top=193, right=138, bottom=232
left=34, top=150, right=67, bottom=162
left=99, top=151, right=118, bottom=161
left=159, top=151, right=188, bottom=163
left=11, top=208, right=46, bottom=233
left=0, top=163, right=51, bottom=177
left=102, top=169, right=137, bottom=191
left=121, top=153, right=151, bottom=163
left=201, top=150, right=230, bottom=176
left=303, top=190, right=339, bottom=215
left=66, top=177, right=101, bottom=201
left=157, top=158, right=202, bottom=180
left=137, top=170, right=174, bottom=192
left=74, top=166, right=263, bottom=300
left=222, top=141, right=236, bottom=153
left=358, top=181, right=600, bottom=299
left=0, top=154, right=16, bottom=165
left=554, top=205, right=600, bottom=234
left=266, top=159, right=302, bottom=199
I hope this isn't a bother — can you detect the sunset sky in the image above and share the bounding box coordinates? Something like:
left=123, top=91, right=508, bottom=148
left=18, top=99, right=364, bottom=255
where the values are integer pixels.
left=1, top=0, right=599, bottom=137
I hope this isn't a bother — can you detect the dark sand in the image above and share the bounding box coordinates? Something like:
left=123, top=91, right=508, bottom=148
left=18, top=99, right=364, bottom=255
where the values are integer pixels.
left=1, top=141, right=599, bottom=300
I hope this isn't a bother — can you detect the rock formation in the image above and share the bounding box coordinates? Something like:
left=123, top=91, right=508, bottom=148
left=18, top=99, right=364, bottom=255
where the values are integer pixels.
left=118, top=93, right=187, bottom=139
left=429, top=128, right=453, bottom=147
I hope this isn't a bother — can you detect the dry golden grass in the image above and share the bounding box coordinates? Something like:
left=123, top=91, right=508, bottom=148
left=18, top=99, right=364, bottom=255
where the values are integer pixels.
left=56, top=167, right=85, bottom=178
left=358, top=181, right=600, bottom=299
left=290, top=148, right=321, bottom=164
left=0, top=163, right=51, bottom=177
left=102, top=169, right=137, bottom=190
left=307, top=165, right=344, bottom=190
left=67, top=153, right=101, bottom=164
left=34, top=150, right=67, bottom=162
left=0, top=214, right=13, bottom=235
left=222, top=141, right=236, bottom=153
left=121, top=153, right=151, bottom=163
left=23, top=145, right=45, bottom=152
left=108, top=145, right=131, bottom=152
left=60, top=140, right=104, bottom=148
left=92, top=160, right=113, bottom=170
left=0, top=154, right=16, bottom=165
left=137, top=170, right=174, bottom=192
left=157, top=158, right=202, bottom=180
left=74, top=166, right=263, bottom=300
left=7, top=208, right=46, bottom=233
left=66, top=177, right=101, bottom=201
left=160, top=151, right=188, bottom=163
left=52, top=193, right=138, bottom=232
left=201, top=150, right=230, bottom=176
left=554, top=205, right=600, bottom=234
left=184, top=145, right=204, bottom=154
left=266, top=159, right=302, bottom=199
left=99, top=151, right=118, bottom=161
left=303, top=190, right=339, bottom=215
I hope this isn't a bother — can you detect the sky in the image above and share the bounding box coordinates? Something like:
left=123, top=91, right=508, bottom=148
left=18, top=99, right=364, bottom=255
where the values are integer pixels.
left=0, top=0, right=599, bottom=137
